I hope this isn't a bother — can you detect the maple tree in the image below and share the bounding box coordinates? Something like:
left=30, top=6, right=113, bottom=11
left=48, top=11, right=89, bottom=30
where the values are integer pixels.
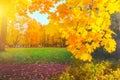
left=24, top=19, right=42, bottom=47
left=55, top=0, right=120, bottom=61
left=44, top=22, right=65, bottom=47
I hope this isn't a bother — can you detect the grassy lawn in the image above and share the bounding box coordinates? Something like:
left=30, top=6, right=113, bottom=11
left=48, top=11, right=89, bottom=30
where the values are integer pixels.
left=0, top=48, right=73, bottom=64
left=0, top=48, right=118, bottom=64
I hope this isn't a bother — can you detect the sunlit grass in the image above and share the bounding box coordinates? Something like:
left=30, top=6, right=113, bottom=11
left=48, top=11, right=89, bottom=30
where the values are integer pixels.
left=0, top=48, right=118, bottom=64
left=0, top=48, right=73, bottom=64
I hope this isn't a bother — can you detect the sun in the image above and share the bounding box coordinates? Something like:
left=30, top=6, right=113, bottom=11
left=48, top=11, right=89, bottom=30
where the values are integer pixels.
left=0, top=4, right=8, bottom=17
left=0, top=7, right=4, bottom=16
left=0, top=0, right=13, bottom=15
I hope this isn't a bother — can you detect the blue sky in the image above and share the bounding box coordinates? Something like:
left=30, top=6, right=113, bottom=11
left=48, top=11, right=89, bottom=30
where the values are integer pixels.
left=28, top=11, right=49, bottom=25
left=28, top=0, right=65, bottom=25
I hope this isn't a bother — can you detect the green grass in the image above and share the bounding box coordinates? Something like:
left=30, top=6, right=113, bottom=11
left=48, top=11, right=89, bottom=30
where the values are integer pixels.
left=0, top=48, right=118, bottom=64
left=0, top=48, right=73, bottom=64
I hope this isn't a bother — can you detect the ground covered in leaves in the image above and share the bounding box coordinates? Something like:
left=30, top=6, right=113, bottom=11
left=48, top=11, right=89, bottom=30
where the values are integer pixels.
left=0, top=64, right=68, bottom=80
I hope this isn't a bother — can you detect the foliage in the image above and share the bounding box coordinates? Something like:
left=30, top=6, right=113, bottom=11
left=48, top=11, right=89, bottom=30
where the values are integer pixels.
left=6, top=17, right=66, bottom=48
left=59, top=72, right=75, bottom=80
left=58, top=61, right=120, bottom=80
left=52, top=0, right=120, bottom=61
left=24, top=19, right=42, bottom=46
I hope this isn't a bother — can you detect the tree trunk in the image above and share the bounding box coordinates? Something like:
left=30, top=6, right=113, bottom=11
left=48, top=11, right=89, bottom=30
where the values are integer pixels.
left=0, top=16, right=7, bottom=52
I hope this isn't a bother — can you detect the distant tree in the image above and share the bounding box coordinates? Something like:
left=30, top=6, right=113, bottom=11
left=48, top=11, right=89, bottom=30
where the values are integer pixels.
left=24, top=19, right=42, bottom=47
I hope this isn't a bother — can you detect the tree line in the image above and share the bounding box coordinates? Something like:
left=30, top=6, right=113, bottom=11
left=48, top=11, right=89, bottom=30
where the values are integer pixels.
left=6, top=18, right=66, bottom=48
